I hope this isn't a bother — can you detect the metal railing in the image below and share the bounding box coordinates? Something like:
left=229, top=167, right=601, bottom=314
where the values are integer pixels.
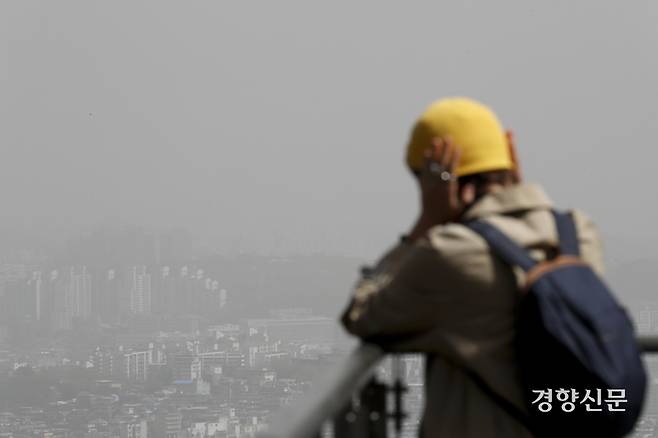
left=259, top=336, right=658, bottom=438
left=259, top=344, right=385, bottom=438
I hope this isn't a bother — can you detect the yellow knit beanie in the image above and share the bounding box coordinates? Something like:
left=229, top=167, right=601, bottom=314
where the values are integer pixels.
left=406, top=97, right=512, bottom=177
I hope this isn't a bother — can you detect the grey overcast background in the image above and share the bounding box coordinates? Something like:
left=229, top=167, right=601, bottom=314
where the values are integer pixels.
left=1, top=2, right=658, bottom=302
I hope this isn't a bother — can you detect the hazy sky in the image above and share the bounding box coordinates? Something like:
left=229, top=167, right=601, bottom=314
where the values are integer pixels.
left=2, top=1, right=658, bottom=261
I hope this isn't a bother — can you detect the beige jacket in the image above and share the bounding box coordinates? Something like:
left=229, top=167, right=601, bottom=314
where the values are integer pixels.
left=341, top=183, right=604, bottom=438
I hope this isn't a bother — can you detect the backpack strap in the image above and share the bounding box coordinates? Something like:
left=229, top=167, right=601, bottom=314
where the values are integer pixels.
left=464, top=367, right=535, bottom=435
left=551, top=210, right=580, bottom=256
left=466, top=220, right=537, bottom=272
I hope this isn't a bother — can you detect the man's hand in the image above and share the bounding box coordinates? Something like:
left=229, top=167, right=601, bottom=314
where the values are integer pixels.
left=407, top=137, right=462, bottom=241
left=419, top=136, right=462, bottom=225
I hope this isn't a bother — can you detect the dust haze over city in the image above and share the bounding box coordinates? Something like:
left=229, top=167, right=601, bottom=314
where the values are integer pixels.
left=1, top=2, right=658, bottom=437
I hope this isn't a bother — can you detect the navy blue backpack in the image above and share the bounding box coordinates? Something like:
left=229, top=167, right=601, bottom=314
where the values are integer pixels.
left=466, top=210, right=647, bottom=438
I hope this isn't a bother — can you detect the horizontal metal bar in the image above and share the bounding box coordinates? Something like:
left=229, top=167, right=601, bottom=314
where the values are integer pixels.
left=637, top=335, right=658, bottom=352
left=259, top=343, right=384, bottom=438
left=260, top=336, right=658, bottom=438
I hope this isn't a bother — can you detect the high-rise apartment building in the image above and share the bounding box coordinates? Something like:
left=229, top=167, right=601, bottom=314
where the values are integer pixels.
left=129, top=266, right=151, bottom=315
left=151, top=411, right=182, bottom=438
left=65, top=266, right=92, bottom=324
left=124, top=350, right=150, bottom=382
left=152, top=266, right=176, bottom=315
left=98, top=268, right=122, bottom=324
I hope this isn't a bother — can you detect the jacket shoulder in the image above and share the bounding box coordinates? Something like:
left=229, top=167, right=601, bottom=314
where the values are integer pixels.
left=569, top=209, right=605, bottom=275
left=426, top=222, right=489, bottom=252
left=419, top=223, right=505, bottom=287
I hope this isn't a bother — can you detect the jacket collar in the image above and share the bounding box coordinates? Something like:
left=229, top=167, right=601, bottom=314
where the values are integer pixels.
left=460, top=183, right=554, bottom=220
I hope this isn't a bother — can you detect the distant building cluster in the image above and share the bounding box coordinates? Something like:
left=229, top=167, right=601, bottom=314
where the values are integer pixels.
left=631, top=304, right=658, bottom=333
left=0, top=263, right=227, bottom=331
left=0, top=230, right=425, bottom=437
left=0, top=309, right=345, bottom=437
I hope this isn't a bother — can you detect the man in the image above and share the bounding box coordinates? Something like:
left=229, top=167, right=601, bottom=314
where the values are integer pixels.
left=341, top=97, right=604, bottom=437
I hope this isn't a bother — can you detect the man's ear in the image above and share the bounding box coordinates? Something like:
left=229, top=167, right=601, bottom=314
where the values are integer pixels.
left=460, top=183, right=476, bottom=206
left=506, top=130, right=522, bottom=183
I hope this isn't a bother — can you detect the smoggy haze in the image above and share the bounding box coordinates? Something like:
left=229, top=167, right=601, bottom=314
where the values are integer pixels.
left=2, top=2, right=658, bottom=267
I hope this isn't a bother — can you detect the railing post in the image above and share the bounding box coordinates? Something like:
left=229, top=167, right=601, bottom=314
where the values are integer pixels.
left=390, top=356, right=408, bottom=436
left=363, top=377, right=388, bottom=438
left=333, top=396, right=362, bottom=438
left=333, top=377, right=388, bottom=437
